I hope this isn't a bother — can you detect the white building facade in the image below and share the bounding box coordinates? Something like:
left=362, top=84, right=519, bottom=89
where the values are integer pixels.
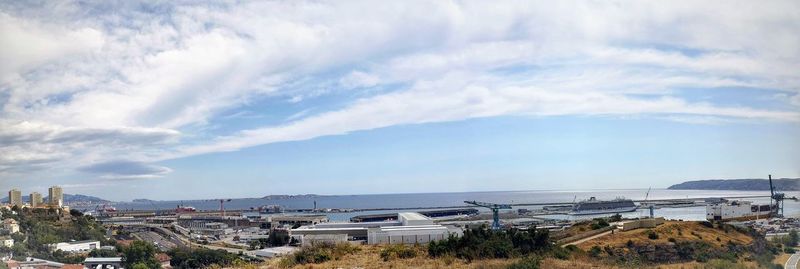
left=51, top=240, right=100, bottom=252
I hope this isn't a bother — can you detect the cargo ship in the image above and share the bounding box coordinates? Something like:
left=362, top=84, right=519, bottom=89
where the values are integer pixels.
left=569, top=197, right=637, bottom=215
left=705, top=200, right=773, bottom=221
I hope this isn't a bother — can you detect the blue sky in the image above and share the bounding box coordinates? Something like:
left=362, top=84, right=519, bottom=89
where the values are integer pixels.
left=0, top=1, right=798, bottom=200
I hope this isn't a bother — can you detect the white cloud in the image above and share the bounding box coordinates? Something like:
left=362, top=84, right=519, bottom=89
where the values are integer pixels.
left=0, top=12, right=104, bottom=81
left=0, top=1, right=799, bottom=181
left=339, top=71, right=380, bottom=89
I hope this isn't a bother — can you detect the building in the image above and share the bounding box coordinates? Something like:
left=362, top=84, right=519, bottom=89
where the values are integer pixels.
left=51, top=240, right=100, bottom=252
left=292, top=212, right=460, bottom=245
left=367, top=225, right=451, bottom=244
left=253, top=246, right=299, bottom=258
left=7, top=189, right=22, bottom=207
left=29, top=192, right=43, bottom=207
left=5, top=257, right=68, bottom=269
left=84, top=257, right=123, bottom=269
left=156, top=253, right=172, bottom=268
left=48, top=186, right=63, bottom=207
left=270, top=215, right=328, bottom=228
left=0, top=236, right=13, bottom=247
left=620, top=217, right=666, bottom=231
left=176, top=219, right=233, bottom=236
left=706, top=200, right=773, bottom=221
left=2, top=218, right=19, bottom=234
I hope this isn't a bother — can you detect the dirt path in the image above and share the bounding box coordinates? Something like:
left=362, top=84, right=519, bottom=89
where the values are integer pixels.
left=561, top=229, right=616, bottom=247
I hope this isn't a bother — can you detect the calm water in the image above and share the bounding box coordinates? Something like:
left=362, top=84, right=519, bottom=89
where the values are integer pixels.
left=102, top=189, right=800, bottom=222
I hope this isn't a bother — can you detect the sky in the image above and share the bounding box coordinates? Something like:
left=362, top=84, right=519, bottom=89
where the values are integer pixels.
left=1, top=1, right=799, bottom=201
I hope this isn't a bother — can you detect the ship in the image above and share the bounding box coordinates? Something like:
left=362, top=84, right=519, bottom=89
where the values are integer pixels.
left=97, top=204, right=117, bottom=213
left=175, top=205, right=197, bottom=214
left=705, top=200, right=773, bottom=221
left=569, top=197, right=637, bottom=215
left=256, top=204, right=285, bottom=214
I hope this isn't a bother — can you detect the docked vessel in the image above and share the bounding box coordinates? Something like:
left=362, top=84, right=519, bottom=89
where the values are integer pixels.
left=176, top=205, right=197, bottom=214
left=705, top=200, right=773, bottom=221
left=569, top=197, right=637, bottom=215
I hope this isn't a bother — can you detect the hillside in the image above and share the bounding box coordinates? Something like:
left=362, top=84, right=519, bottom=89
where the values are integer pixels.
left=0, top=193, right=110, bottom=204
left=668, top=178, right=800, bottom=191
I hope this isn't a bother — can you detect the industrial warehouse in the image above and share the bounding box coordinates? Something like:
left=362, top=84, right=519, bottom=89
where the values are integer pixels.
left=291, top=212, right=461, bottom=246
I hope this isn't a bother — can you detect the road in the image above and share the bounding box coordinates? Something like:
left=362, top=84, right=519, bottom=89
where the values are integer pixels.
left=560, top=229, right=616, bottom=247
left=133, top=231, right=176, bottom=251
left=786, top=253, right=800, bottom=269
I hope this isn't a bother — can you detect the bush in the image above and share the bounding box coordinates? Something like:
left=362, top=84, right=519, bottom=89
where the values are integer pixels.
left=609, top=214, right=622, bottom=222
left=668, top=237, right=676, bottom=243
left=589, top=246, right=602, bottom=258
left=168, top=248, right=240, bottom=269
left=507, top=256, right=541, bottom=269
left=790, top=230, right=800, bottom=247
left=591, top=218, right=610, bottom=230
left=786, top=247, right=796, bottom=254
left=550, top=246, right=569, bottom=260
left=428, top=225, right=550, bottom=261
left=121, top=241, right=160, bottom=269
left=380, top=245, right=417, bottom=261
left=282, top=243, right=360, bottom=266
left=646, top=230, right=658, bottom=240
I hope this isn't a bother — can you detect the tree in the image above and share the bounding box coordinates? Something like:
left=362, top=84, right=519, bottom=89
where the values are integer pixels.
left=69, top=209, right=83, bottom=217
left=268, top=230, right=289, bottom=247
left=789, top=230, right=799, bottom=247
left=89, top=248, right=119, bottom=257
left=122, top=241, right=161, bottom=269
left=131, top=263, right=150, bottom=269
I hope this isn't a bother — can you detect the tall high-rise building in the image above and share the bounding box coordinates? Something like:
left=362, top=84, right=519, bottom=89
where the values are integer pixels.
left=30, top=192, right=43, bottom=207
left=8, top=189, right=22, bottom=207
left=48, top=186, right=63, bottom=207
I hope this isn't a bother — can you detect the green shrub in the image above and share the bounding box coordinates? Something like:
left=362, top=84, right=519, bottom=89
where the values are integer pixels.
left=591, top=218, right=610, bottom=230
left=168, top=247, right=240, bottom=269
left=427, top=225, right=550, bottom=261
left=380, top=245, right=417, bottom=261
left=646, top=230, right=658, bottom=240
left=550, top=246, right=569, bottom=260
left=507, top=256, right=541, bottom=269
left=589, top=246, right=602, bottom=258
left=282, top=243, right=360, bottom=265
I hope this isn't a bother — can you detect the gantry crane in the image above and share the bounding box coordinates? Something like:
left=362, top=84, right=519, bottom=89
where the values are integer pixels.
left=464, top=200, right=512, bottom=230
left=769, top=175, right=785, bottom=217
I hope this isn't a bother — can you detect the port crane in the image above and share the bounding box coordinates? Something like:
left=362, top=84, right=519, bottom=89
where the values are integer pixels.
left=219, top=199, right=232, bottom=217
left=769, top=175, right=785, bottom=217
left=464, top=200, right=511, bottom=230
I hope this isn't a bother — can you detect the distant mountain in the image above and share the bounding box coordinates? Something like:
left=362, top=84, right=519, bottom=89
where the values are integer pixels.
left=262, top=194, right=323, bottom=199
left=668, top=178, right=800, bottom=191
left=0, top=193, right=110, bottom=204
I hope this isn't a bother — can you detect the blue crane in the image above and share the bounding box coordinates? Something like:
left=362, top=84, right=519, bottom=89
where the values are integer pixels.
left=769, top=174, right=785, bottom=217
left=464, top=200, right=512, bottom=230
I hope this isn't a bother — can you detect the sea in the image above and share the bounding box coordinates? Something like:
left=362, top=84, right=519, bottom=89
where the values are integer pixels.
left=96, top=189, right=800, bottom=222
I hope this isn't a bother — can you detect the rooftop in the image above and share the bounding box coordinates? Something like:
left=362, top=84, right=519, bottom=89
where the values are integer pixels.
left=398, top=212, right=429, bottom=221
left=59, top=239, right=100, bottom=245
left=84, top=257, right=123, bottom=262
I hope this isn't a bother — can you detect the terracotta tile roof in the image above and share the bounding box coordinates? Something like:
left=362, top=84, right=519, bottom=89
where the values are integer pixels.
left=156, top=253, right=171, bottom=262
left=62, top=264, right=85, bottom=269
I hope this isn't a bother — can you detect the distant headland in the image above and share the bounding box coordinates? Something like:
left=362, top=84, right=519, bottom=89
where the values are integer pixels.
left=668, top=178, right=800, bottom=191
